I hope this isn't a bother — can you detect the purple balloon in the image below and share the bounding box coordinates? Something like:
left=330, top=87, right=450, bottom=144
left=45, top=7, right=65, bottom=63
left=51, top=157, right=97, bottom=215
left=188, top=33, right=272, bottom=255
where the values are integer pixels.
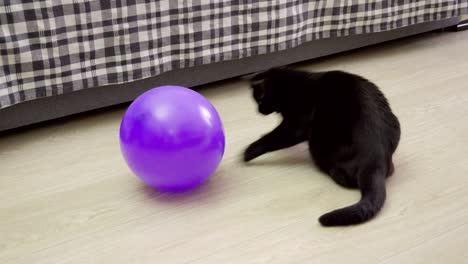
left=120, top=86, right=225, bottom=192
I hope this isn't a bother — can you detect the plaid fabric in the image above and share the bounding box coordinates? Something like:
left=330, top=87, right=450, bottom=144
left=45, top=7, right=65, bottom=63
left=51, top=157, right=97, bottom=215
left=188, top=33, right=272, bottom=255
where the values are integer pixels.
left=1, top=1, right=467, bottom=108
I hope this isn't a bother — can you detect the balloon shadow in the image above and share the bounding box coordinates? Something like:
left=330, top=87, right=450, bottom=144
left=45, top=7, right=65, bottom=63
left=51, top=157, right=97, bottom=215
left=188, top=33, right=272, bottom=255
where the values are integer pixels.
left=139, top=169, right=227, bottom=205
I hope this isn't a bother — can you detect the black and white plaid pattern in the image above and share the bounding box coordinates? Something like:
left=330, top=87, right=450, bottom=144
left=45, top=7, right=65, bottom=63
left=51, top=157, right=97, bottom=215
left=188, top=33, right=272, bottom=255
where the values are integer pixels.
left=1, top=0, right=467, bottom=108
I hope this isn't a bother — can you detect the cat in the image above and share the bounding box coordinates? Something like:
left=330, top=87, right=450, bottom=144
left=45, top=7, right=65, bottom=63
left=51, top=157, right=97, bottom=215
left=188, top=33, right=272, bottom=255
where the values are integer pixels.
left=243, top=67, right=401, bottom=226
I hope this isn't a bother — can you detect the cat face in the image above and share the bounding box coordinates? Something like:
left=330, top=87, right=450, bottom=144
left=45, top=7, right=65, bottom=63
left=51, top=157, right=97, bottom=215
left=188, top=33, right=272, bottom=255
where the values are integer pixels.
left=249, top=71, right=278, bottom=115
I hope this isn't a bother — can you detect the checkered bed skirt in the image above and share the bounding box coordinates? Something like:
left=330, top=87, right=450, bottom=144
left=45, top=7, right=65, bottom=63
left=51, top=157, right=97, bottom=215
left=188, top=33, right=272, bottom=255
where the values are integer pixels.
left=1, top=1, right=467, bottom=108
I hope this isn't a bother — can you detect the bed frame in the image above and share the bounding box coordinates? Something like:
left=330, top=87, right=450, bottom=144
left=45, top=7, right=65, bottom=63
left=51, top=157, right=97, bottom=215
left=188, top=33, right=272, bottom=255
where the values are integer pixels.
left=0, top=17, right=460, bottom=132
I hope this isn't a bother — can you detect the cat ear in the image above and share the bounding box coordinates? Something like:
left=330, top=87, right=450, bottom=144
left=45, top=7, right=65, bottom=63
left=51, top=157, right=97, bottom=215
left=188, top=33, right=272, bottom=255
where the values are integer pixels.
left=240, top=73, right=257, bottom=80
left=275, top=65, right=293, bottom=71
left=240, top=69, right=267, bottom=80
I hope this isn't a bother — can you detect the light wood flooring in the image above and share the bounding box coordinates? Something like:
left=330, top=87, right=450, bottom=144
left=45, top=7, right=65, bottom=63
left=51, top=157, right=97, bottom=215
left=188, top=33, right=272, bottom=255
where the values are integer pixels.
left=1, top=30, right=468, bottom=263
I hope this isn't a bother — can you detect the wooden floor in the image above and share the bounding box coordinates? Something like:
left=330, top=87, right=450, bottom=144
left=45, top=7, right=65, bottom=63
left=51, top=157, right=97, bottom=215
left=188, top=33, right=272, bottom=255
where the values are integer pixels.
left=1, top=30, right=468, bottom=264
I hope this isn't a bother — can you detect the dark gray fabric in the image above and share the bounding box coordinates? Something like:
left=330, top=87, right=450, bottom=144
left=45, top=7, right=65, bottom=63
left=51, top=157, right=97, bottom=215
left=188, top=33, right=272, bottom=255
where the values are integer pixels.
left=1, top=1, right=467, bottom=108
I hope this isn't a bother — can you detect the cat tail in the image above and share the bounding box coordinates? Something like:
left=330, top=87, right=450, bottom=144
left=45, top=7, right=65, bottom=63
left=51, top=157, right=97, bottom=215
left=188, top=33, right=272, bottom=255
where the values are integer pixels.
left=319, top=168, right=386, bottom=226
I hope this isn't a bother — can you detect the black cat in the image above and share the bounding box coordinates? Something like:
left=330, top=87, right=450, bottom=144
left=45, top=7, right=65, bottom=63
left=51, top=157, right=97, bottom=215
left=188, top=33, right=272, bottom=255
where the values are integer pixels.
left=243, top=67, right=401, bottom=226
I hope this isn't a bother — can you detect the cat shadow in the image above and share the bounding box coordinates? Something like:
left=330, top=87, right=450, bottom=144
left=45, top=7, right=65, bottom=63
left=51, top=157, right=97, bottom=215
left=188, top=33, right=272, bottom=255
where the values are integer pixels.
left=241, top=149, right=353, bottom=190
left=244, top=146, right=315, bottom=168
left=139, top=168, right=227, bottom=205
left=245, top=155, right=313, bottom=167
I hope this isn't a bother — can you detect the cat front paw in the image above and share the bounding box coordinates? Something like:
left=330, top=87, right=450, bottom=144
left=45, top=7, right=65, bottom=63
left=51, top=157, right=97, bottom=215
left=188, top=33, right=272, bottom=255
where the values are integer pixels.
left=243, top=143, right=265, bottom=162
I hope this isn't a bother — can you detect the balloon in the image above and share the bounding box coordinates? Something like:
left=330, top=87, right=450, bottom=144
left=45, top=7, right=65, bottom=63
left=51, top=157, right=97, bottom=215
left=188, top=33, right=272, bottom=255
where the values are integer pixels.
left=120, top=86, right=225, bottom=192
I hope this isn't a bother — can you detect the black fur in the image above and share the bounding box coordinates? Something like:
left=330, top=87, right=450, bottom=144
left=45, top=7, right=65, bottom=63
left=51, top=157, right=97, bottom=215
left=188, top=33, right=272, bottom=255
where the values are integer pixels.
left=244, top=67, right=401, bottom=227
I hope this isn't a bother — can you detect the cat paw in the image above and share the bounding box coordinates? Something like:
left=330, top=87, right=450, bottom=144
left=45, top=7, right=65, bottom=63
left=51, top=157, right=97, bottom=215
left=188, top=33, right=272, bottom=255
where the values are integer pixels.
left=243, top=143, right=265, bottom=162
